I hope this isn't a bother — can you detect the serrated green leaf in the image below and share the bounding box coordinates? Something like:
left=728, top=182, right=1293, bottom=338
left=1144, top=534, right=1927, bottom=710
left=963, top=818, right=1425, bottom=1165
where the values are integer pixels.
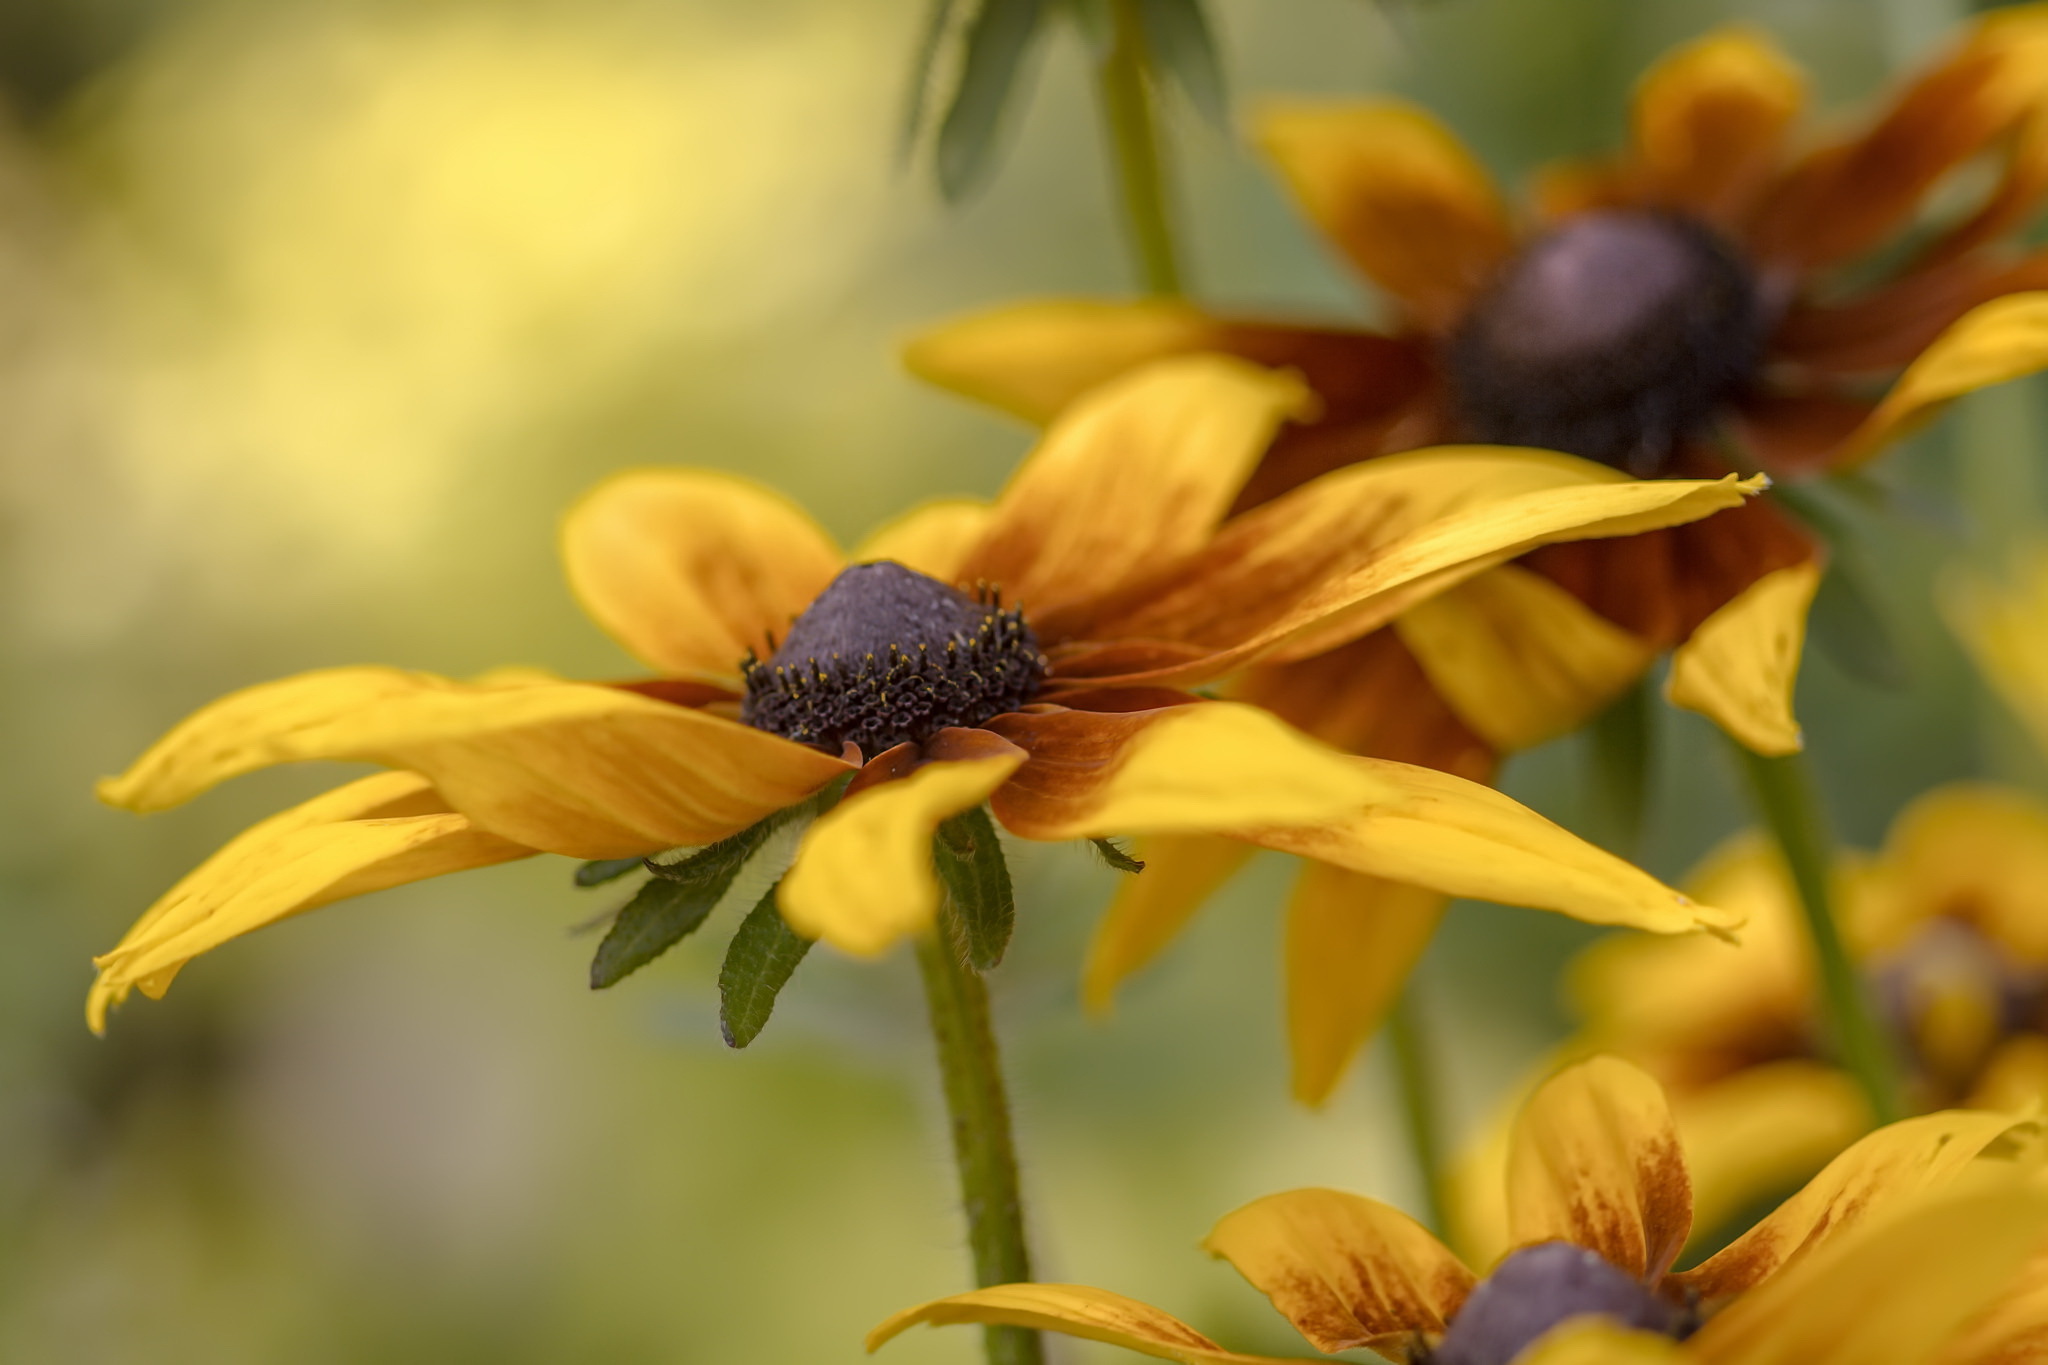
left=934, top=806, right=1016, bottom=970
left=936, top=0, right=1047, bottom=202
left=588, top=821, right=774, bottom=989
left=573, top=857, right=644, bottom=888
left=1091, top=837, right=1145, bottom=873
left=1134, top=0, right=1227, bottom=130
left=899, top=0, right=964, bottom=159
left=718, top=887, right=815, bottom=1048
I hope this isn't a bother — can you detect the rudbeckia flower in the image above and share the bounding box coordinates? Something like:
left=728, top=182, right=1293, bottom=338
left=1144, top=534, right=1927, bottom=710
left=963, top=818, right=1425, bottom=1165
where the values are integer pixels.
left=87, top=357, right=1757, bottom=1033
left=870, top=1056, right=2048, bottom=1365
left=904, top=14, right=2048, bottom=1100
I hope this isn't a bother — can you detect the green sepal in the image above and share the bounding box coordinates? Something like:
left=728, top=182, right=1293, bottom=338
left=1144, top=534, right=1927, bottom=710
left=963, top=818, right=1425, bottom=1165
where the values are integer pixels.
left=573, top=857, right=644, bottom=888
left=717, top=887, right=815, bottom=1049
left=934, top=806, right=1016, bottom=970
left=1134, top=0, right=1227, bottom=130
left=1091, top=837, right=1145, bottom=873
left=588, top=821, right=775, bottom=989
left=935, top=0, right=1048, bottom=202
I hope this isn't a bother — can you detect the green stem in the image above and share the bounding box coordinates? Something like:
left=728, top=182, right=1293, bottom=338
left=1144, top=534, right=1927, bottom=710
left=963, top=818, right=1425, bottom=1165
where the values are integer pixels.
left=1732, top=744, right=1907, bottom=1124
left=914, top=921, right=1044, bottom=1365
left=1387, top=988, right=1451, bottom=1237
left=1097, top=0, right=1184, bottom=296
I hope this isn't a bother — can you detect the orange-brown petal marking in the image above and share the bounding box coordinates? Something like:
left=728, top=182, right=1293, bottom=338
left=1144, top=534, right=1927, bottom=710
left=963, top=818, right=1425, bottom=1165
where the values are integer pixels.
left=1253, top=100, right=1514, bottom=331
left=866, top=1283, right=1321, bottom=1364
left=1505, top=1057, right=1694, bottom=1283
left=1626, top=26, right=1806, bottom=226
left=560, top=468, right=843, bottom=677
left=1771, top=254, right=2048, bottom=378
left=1204, top=1187, right=1477, bottom=1355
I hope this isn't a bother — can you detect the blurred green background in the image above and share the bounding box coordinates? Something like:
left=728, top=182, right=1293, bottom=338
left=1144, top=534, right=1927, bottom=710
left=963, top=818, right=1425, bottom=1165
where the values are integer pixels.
left=1, top=0, right=2040, bottom=1359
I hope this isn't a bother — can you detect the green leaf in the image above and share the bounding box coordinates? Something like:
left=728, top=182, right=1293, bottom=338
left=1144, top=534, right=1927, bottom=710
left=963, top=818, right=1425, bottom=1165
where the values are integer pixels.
left=718, top=887, right=815, bottom=1048
left=934, top=806, right=1016, bottom=970
left=588, top=821, right=775, bottom=989
left=936, top=0, right=1048, bottom=202
left=1585, top=676, right=1652, bottom=856
left=899, top=0, right=964, bottom=159
left=573, top=857, right=644, bottom=888
left=1091, top=837, right=1145, bottom=873
left=1134, top=0, right=1227, bottom=130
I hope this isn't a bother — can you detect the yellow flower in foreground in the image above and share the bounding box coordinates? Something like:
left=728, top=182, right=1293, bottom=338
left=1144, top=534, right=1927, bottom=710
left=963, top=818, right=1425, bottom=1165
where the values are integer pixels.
left=871, top=1057, right=2048, bottom=1365
left=89, top=357, right=1757, bottom=1032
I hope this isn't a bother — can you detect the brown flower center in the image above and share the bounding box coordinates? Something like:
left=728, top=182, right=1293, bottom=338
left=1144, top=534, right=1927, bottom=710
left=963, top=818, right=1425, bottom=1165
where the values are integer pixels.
left=1432, top=1243, right=1691, bottom=1365
left=740, top=562, right=1045, bottom=756
left=1447, top=210, right=1765, bottom=476
left=1869, top=918, right=2048, bottom=1097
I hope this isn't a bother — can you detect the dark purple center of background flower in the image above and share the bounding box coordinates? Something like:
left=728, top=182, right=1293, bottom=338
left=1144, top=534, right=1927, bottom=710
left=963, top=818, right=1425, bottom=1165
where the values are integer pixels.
left=740, top=561, right=1046, bottom=757
left=1431, top=1242, right=1691, bottom=1365
left=1446, top=209, right=1766, bottom=476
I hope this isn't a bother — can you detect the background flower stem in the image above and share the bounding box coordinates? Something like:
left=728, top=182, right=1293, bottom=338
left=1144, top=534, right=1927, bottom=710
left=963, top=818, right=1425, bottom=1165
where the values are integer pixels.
left=914, top=917, right=1044, bottom=1365
left=1097, top=0, right=1184, bottom=296
left=1733, top=743, right=1907, bottom=1124
left=1388, top=986, right=1452, bottom=1235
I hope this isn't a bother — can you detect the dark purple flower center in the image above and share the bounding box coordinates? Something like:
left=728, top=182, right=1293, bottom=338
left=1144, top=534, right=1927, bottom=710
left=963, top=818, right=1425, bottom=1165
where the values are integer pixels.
left=740, top=561, right=1045, bottom=756
left=1447, top=210, right=1766, bottom=476
left=1869, top=918, right=2048, bottom=1091
left=1431, top=1242, right=1691, bottom=1365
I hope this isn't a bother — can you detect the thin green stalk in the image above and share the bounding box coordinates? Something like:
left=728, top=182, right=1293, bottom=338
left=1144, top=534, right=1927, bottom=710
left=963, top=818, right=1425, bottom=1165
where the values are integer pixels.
left=1732, top=744, right=1907, bottom=1124
left=914, top=919, right=1043, bottom=1365
left=1097, top=0, right=1184, bottom=296
left=1387, top=988, right=1451, bottom=1237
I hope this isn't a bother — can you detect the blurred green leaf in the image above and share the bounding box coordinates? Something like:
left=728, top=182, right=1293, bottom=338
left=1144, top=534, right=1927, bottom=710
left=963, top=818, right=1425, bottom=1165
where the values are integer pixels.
left=899, top=0, right=964, bottom=159
left=574, top=857, right=645, bottom=887
left=934, top=806, right=1015, bottom=969
left=936, top=0, right=1047, bottom=202
left=718, top=887, right=815, bottom=1048
left=1586, top=676, right=1651, bottom=855
left=1059, top=0, right=1115, bottom=55
left=588, top=820, right=775, bottom=988
left=1134, top=0, right=1227, bottom=130
left=1091, top=837, right=1145, bottom=873
left=1809, top=555, right=1910, bottom=690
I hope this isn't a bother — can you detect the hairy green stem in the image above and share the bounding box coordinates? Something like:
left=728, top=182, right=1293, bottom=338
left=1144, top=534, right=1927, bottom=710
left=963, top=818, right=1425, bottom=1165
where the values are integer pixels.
left=1733, top=744, right=1906, bottom=1124
left=1388, top=988, right=1452, bottom=1236
left=914, top=921, right=1043, bottom=1365
left=1097, top=0, right=1184, bottom=295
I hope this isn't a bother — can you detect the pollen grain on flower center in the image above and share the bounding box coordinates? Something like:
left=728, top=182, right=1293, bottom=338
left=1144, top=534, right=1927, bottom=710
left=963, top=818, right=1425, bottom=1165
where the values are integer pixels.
left=740, top=561, right=1046, bottom=756
left=1447, top=209, right=1767, bottom=477
left=1430, top=1242, right=1691, bottom=1365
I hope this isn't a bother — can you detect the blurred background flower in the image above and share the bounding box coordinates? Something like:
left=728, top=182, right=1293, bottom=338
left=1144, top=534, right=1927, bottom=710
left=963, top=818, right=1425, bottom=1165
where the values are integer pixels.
left=3, top=0, right=2043, bottom=1361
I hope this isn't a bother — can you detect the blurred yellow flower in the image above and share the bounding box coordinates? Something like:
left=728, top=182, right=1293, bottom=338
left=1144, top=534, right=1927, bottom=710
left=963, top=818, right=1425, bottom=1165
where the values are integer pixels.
left=89, top=357, right=1757, bottom=1032
left=872, top=1057, right=2048, bottom=1365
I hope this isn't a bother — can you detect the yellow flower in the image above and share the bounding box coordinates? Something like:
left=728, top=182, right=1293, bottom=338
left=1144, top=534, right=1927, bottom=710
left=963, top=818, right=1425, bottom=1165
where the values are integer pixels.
left=906, top=14, right=2048, bottom=1100
left=870, top=1057, right=2048, bottom=1365
left=1461, top=786, right=2048, bottom=1262
left=88, top=357, right=1757, bottom=1032
left=1948, top=539, right=2048, bottom=755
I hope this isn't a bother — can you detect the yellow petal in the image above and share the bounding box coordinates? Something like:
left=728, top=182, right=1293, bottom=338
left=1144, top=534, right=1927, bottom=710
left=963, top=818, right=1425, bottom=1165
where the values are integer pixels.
left=1081, top=833, right=1255, bottom=1015
left=1935, top=1244, right=2048, bottom=1365
left=986, top=701, right=1393, bottom=842
left=1245, top=760, right=1742, bottom=936
left=1394, top=563, right=1658, bottom=753
left=88, top=773, right=532, bottom=1033
left=1945, top=540, right=2048, bottom=757
left=1883, top=783, right=2048, bottom=964
left=1506, top=1057, right=1694, bottom=1282
left=1666, top=559, right=1821, bottom=756
left=560, top=468, right=843, bottom=677
left=1203, top=1187, right=1476, bottom=1354
left=1673, top=1063, right=1872, bottom=1250
left=1252, top=100, right=1512, bottom=330
left=866, top=1283, right=1317, bottom=1364
left=1516, top=1322, right=1691, bottom=1365
left=902, top=299, right=1230, bottom=425
left=851, top=498, right=996, bottom=584
left=1629, top=26, right=1806, bottom=223
left=1688, top=1183, right=2048, bottom=1365
left=1286, top=865, right=1445, bottom=1106
left=1836, top=293, right=2048, bottom=470
left=97, top=667, right=850, bottom=857
left=1674, top=1108, right=2047, bottom=1302
left=777, top=749, right=1024, bottom=957
left=962, top=355, right=1313, bottom=616
left=1967, top=1033, right=2048, bottom=1113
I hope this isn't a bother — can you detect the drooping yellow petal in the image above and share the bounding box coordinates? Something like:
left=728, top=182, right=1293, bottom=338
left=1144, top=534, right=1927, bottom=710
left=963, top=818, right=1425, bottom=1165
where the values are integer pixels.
left=1506, top=1057, right=1693, bottom=1282
left=777, top=748, right=1024, bottom=957
left=1286, top=866, right=1445, bottom=1106
left=1394, top=563, right=1658, bottom=753
left=88, top=772, right=532, bottom=1033
left=1882, top=783, right=2048, bottom=963
left=1945, top=541, right=2048, bottom=756
left=560, top=468, right=843, bottom=676
left=962, top=356, right=1313, bottom=616
left=1203, top=1187, right=1476, bottom=1356
left=1835, top=293, right=2048, bottom=470
left=1687, top=1183, right=2048, bottom=1365
left=851, top=498, right=996, bottom=584
left=97, top=667, right=850, bottom=857
left=1081, top=833, right=1255, bottom=1015
left=1666, top=560, right=1820, bottom=756
left=1245, top=760, right=1742, bottom=936
left=866, top=1283, right=1317, bottom=1364
left=1629, top=26, right=1806, bottom=224
left=986, top=701, right=1392, bottom=843
left=1253, top=100, right=1513, bottom=330
left=1674, top=1108, right=2046, bottom=1302
left=902, top=299, right=1230, bottom=425
left=1673, top=1063, right=1871, bottom=1250
left=1516, top=1322, right=1691, bottom=1365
